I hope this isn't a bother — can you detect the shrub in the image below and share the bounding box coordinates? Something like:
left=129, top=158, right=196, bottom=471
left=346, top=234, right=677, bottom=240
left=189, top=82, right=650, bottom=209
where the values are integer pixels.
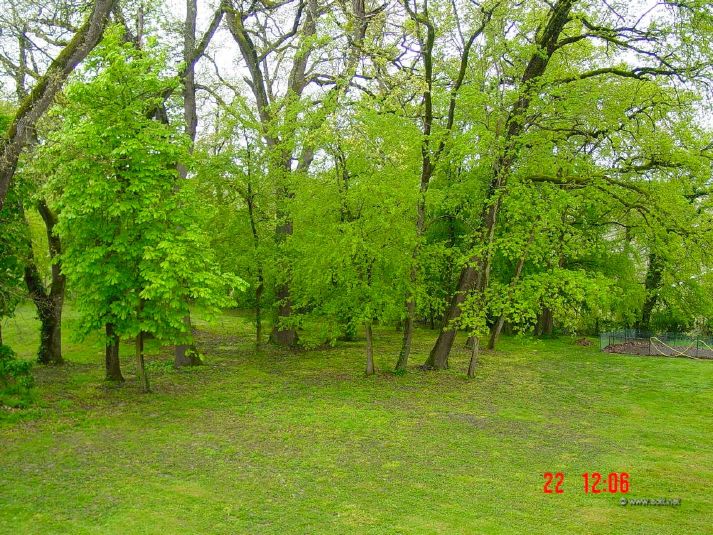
left=0, top=345, right=34, bottom=408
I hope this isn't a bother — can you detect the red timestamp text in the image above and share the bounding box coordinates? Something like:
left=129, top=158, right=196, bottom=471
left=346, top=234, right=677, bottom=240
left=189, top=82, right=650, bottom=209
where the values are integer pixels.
left=543, top=472, right=630, bottom=494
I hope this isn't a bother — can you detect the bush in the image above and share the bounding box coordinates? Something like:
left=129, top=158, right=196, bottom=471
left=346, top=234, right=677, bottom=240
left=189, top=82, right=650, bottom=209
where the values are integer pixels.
left=0, top=345, right=34, bottom=408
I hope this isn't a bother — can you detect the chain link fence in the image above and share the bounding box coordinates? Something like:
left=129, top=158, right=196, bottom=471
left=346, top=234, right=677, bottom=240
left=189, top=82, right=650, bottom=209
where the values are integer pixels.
left=600, top=330, right=713, bottom=359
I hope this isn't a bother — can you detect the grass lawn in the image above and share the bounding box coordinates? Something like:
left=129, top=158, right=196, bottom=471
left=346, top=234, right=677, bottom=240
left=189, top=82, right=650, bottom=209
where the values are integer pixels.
left=1, top=303, right=712, bottom=534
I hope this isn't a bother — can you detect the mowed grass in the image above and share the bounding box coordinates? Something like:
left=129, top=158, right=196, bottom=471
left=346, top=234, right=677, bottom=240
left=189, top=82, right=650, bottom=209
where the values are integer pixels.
left=1, top=303, right=712, bottom=534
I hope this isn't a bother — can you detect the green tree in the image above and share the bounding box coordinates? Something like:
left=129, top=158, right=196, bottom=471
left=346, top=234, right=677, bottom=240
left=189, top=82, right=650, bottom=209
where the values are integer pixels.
left=36, top=29, right=244, bottom=390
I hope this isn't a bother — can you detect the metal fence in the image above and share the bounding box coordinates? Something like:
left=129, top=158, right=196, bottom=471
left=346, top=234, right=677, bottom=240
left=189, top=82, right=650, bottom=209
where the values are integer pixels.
left=600, top=330, right=713, bottom=359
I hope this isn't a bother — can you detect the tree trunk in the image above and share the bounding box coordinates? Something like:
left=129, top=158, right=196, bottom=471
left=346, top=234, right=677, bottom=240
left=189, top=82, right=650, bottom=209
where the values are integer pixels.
left=173, top=0, right=218, bottom=365
left=638, top=252, right=663, bottom=331
left=270, top=194, right=299, bottom=347
left=105, top=323, right=124, bottom=382
left=270, top=177, right=300, bottom=346
left=0, top=0, right=116, bottom=210
left=38, top=307, right=62, bottom=365
left=467, top=336, right=479, bottom=378
left=488, top=317, right=505, bottom=350
left=365, top=321, right=375, bottom=376
left=21, top=200, right=65, bottom=365
left=246, top=178, right=264, bottom=348
left=270, top=280, right=298, bottom=347
left=135, top=331, right=150, bottom=393
left=425, top=264, right=478, bottom=369
left=24, top=261, right=64, bottom=365
left=541, top=308, right=554, bottom=336
left=255, top=278, right=263, bottom=347
left=395, top=299, right=415, bottom=372
left=174, top=314, right=201, bottom=367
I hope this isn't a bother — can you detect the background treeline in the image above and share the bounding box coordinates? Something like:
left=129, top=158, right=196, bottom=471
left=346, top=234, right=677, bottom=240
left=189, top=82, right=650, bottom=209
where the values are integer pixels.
left=1, top=0, right=712, bottom=386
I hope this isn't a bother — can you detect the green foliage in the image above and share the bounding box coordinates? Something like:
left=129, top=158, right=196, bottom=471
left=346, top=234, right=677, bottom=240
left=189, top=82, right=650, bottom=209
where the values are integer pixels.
left=0, top=103, right=27, bottom=326
left=289, top=106, right=420, bottom=345
left=0, top=344, right=34, bottom=408
left=0, top=187, right=29, bottom=325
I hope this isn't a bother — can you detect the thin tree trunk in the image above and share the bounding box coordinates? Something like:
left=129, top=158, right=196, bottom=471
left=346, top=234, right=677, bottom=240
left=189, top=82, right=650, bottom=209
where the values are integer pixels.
left=488, top=229, right=535, bottom=349
left=395, top=299, right=415, bottom=371
left=174, top=0, right=201, bottom=366
left=398, top=6, right=489, bottom=370
left=467, top=336, right=479, bottom=378
left=365, top=321, right=375, bottom=376
left=245, top=176, right=264, bottom=348
left=105, top=323, right=124, bottom=382
left=135, top=331, right=150, bottom=393
left=488, top=317, right=506, bottom=350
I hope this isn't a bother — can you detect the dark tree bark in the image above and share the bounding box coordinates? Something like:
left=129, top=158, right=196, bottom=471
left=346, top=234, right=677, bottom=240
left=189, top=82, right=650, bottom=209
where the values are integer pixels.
left=174, top=315, right=201, bottom=367
left=365, top=321, right=375, bottom=376
left=534, top=308, right=554, bottom=336
left=23, top=201, right=65, bottom=365
left=638, top=252, right=664, bottom=331
left=467, top=336, right=479, bottom=378
left=105, top=323, right=124, bottom=382
left=173, top=0, right=199, bottom=367
left=135, top=331, right=150, bottom=393
left=0, top=0, right=116, bottom=210
left=426, top=0, right=575, bottom=370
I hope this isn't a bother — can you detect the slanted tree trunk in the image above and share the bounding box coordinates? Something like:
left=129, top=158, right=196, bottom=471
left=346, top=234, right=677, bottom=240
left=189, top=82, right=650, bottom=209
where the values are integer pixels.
left=424, top=264, right=477, bottom=369
left=105, top=323, right=124, bottom=382
left=365, top=322, right=375, bottom=376
left=488, top=230, right=535, bottom=349
left=425, top=0, right=575, bottom=369
left=135, top=331, right=150, bottom=393
left=0, top=0, right=116, bottom=210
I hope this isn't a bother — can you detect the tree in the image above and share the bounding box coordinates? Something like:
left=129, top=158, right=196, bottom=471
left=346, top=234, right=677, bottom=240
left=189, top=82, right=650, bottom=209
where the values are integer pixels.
left=426, top=0, right=713, bottom=368
left=35, top=29, right=244, bottom=389
left=222, top=0, right=378, bottom=346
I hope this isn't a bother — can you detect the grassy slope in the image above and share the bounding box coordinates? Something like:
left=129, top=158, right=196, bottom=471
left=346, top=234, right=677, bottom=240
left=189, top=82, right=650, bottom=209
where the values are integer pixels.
left=1, top=304, right=712, bottom=534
